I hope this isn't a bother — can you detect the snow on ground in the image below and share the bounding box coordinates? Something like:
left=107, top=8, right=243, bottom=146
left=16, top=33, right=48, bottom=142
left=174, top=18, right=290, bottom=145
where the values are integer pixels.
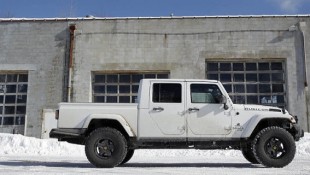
left=0, top=133, right=310, bottom=175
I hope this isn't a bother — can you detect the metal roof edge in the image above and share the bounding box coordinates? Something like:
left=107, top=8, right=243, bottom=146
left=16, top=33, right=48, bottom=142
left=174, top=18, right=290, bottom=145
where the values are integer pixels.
left=0, top=14, right=310, bottom=22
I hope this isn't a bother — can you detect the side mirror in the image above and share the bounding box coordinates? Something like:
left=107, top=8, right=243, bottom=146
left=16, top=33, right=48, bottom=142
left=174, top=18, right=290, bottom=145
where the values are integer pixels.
left=219, top=95, right=227, bottom=104
left=219, top=95, right=229, bottom=110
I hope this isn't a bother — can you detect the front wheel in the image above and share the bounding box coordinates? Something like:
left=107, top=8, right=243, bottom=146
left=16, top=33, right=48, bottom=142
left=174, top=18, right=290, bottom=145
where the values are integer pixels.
left=85, top=127, right=128, bottom=168
left=241, top=145, right=259, bottom=164
left=252, top=126, right=296, bottom=168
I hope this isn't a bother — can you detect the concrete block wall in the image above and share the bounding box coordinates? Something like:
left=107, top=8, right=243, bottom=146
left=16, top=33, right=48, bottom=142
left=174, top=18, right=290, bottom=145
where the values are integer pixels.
left=72, top=17, right=310, bottom=131
left=0, top=16, right=309, bottom=137
left=0, top=21, right=68, bottom=137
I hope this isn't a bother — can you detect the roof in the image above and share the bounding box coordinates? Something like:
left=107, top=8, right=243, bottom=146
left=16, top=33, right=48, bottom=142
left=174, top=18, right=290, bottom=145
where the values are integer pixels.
left=0, top=15, right=310, bottom=22
left=140, top=79, right=219, bottom=83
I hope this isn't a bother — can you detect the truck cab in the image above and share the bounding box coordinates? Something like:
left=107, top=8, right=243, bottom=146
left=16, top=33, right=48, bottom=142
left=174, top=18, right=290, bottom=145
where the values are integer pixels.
left=137, top=79, right=232, bottom=139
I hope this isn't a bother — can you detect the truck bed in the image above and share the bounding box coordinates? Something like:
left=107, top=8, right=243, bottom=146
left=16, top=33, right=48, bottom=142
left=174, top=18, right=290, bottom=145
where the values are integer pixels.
left=57, top=103, right=138, bottom=134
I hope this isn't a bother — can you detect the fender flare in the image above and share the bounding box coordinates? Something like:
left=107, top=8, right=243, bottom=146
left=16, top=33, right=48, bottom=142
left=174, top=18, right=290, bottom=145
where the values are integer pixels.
left=241, top=115, right=293, bottom=138
left=82, top=114, right=135, bottom=137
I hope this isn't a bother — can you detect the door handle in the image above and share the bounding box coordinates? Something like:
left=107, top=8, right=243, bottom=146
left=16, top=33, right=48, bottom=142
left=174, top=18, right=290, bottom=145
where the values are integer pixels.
left=188, top=107, right=200, bottom=112
left=153, top=107, right=164, bottom=112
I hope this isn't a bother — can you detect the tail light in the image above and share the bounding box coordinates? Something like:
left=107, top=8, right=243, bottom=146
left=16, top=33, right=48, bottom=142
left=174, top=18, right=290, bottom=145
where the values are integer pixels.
left=55, top=109, right=59, bottom=120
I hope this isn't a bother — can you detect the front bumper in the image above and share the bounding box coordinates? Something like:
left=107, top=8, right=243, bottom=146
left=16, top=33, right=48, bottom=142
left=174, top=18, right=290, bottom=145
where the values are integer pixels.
left=292, top=123, right=304, bottom=141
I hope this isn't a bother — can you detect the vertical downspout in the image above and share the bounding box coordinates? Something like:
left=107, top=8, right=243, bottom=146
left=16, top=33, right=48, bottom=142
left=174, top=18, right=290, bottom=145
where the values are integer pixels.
left=68, top=25, right=76, bottom=102
left=299, top=21, right=309, bottom=131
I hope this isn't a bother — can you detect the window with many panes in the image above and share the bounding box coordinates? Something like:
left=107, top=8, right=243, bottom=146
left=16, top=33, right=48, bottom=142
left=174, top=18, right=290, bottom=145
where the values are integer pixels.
left=206, top=61, right=286, bottom=108
left=93, top=72, right=169, bottom=103
left=0, top=73, right=28, bottom=126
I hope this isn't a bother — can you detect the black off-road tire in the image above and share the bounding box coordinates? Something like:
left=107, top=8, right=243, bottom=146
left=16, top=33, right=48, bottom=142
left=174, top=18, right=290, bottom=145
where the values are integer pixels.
left=241, top=145, right=259, bottom=164
left=120, top=149, right=135, bottom=165
left=85, top=127, right=128, bottom=168
left=252, top=126, right=296, bottom=168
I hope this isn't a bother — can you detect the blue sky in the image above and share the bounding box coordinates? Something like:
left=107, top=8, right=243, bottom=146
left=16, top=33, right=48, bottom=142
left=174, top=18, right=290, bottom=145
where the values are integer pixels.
left=0, top=0, right=309, bottom=18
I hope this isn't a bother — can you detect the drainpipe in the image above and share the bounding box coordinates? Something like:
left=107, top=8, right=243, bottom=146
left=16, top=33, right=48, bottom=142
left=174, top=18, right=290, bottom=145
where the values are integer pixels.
left=68, top=24, right=76, bottom=102
left=298, top=21, right=309, bottom=131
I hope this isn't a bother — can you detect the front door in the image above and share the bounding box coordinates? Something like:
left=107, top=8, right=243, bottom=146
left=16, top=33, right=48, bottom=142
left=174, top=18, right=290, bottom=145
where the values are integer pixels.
left=186, top=82, right=232, bottom=137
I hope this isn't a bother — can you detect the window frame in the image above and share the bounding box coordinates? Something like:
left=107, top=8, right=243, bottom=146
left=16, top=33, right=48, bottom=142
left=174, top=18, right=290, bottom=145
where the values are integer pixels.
left=206, top=60, right=286, bottom=108
left=0, top=73, right=28, bottom=126
left=92, top=72, right=169, bottom=103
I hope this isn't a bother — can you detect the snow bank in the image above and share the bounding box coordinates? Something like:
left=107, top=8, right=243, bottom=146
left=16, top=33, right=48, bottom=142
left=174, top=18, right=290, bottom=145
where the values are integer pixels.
left=0, top=133, right=309, bottom=157
left=0, top=133, right=84, bottom=156
left=296, top=132, right=310, bottom=156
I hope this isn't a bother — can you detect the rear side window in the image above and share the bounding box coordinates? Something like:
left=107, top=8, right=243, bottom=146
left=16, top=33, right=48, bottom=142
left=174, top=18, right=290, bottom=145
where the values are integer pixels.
left=153, top=83, right=182, bottom=103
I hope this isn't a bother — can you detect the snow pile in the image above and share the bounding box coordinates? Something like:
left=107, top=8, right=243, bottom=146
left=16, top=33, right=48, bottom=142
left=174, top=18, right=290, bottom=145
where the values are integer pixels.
left=0, top=133, right=309, bottom=157
left=0, top=133, right=84, bottom=156
left=296, top=132, right=310, bottom=156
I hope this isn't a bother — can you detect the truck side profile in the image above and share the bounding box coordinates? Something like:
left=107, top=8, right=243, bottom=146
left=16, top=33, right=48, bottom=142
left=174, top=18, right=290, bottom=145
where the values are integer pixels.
left=50, top=79, right=304, bottom=168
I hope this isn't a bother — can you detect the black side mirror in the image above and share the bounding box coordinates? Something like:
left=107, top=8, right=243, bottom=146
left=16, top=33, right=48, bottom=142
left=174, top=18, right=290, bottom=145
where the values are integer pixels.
left=219, top=95, right=227, bottom=104
left=218, top=95, right=229, bottom=110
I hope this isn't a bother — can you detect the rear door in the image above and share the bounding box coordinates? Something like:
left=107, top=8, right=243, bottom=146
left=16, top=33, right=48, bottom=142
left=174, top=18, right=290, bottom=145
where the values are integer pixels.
left=148, top=81, right=186, bottom=136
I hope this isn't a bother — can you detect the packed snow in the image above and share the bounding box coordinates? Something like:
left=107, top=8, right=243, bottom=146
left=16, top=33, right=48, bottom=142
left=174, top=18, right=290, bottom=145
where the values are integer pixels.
left=0, top=133, right=310, bottom=174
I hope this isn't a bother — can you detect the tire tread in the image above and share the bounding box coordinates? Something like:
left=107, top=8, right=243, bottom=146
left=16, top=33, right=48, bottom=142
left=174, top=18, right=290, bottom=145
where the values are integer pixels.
left=85, top=127, right=127, bottom=168
left=252, top=126, right=296, bottom=168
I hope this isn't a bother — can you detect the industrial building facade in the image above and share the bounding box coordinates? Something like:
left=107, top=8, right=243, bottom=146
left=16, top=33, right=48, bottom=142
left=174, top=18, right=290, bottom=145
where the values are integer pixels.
left=0, top=15, right=309, bottom=138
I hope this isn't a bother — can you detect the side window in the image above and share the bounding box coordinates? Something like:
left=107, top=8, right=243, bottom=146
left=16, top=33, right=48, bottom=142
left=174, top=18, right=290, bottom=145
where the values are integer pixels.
left=153, top=83, right=182, bottom=103
left=191, top=84, right=222, bottom=103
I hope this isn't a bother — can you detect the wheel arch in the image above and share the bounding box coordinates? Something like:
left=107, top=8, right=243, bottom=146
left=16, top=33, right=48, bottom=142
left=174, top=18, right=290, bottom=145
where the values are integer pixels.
left=83, top=114, right=135, bottom=139
left=243, top=117, right=294, bottom=139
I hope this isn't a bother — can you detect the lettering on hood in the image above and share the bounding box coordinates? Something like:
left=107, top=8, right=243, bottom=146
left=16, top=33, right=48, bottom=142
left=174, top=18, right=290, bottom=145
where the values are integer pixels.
left=244, top=107, right=268, bottom=111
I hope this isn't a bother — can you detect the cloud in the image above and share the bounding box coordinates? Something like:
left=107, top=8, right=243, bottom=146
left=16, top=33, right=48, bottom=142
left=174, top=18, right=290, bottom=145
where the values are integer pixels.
left=271, top=0, right=305, bottom=13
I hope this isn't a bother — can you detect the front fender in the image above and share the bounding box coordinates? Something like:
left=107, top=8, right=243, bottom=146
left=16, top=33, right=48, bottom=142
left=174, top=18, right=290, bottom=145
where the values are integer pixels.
left=82, top=114, right=135, bottom=137
left=241, top=115, right=293, bottom=138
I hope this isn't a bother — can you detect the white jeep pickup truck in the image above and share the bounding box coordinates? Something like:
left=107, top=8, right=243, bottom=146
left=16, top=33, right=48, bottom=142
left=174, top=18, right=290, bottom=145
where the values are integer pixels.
left=50, top=79, right=304, bottom=168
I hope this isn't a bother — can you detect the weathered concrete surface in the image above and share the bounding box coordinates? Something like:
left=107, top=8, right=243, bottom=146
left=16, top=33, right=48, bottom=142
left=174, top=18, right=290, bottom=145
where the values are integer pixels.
left=0, top=21, right=68, bottom=137
left=72, top=17, right=310, bottom=130
left=0, top=16, right=309, bottom=137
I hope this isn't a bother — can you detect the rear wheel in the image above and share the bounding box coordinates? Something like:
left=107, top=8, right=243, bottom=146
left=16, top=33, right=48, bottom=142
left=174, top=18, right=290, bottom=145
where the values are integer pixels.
left=85, top=127, right=127, bottom=168
left=121, top=149, right=135, bottom=165
left=252, top=126, right=296, bottom=168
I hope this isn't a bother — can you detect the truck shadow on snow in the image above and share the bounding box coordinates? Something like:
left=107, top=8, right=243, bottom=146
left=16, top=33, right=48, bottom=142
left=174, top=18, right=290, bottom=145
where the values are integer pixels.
left=0, top=160, right=92, bottom=168
left=121, top=162, right=264, bottom=168
left=0, top=160, right=264, bottom=169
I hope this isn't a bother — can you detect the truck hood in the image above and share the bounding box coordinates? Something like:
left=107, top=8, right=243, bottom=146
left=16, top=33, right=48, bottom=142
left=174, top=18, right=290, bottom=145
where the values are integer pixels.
left=234, top=104, right=285, bottom=113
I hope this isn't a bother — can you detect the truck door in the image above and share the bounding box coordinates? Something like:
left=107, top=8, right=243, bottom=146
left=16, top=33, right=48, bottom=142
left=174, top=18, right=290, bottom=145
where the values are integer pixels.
left=148, top=81, right=186, bottom=136
left=186, top=82, right=232, bottom=137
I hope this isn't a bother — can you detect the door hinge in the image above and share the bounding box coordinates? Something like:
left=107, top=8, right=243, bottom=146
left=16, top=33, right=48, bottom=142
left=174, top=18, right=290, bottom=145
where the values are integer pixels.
left=178, top=125, right=185, bottom=131
left=224, top=126, right=232, bottom=130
